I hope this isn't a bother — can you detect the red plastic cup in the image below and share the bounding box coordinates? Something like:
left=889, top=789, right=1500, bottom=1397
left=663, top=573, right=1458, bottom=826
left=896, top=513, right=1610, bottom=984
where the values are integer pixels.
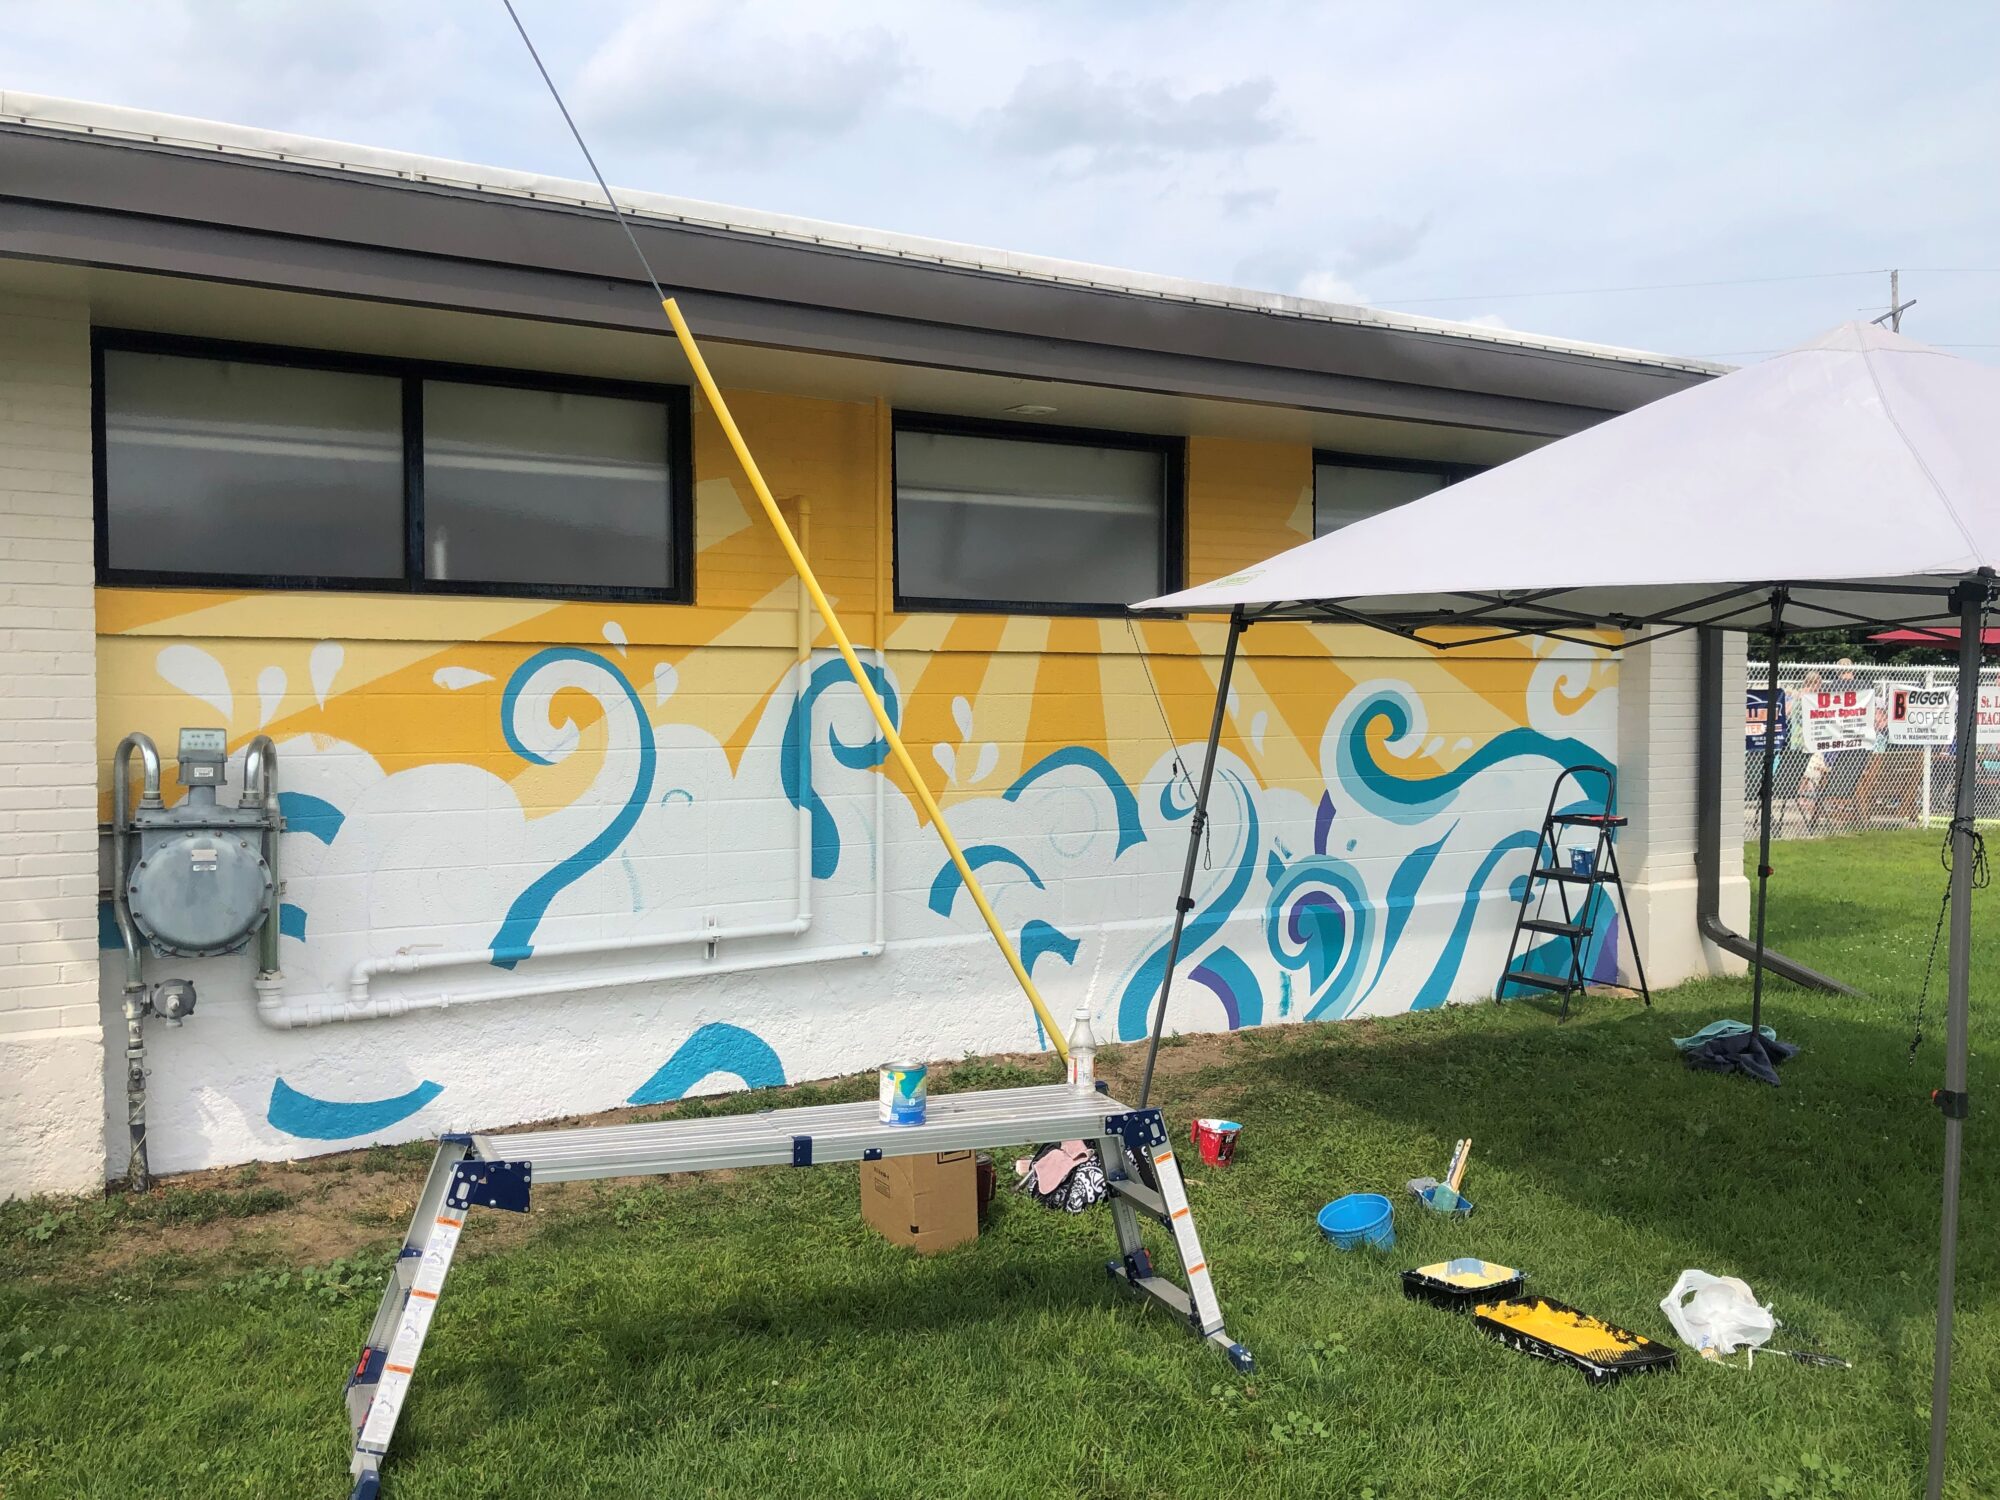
left=1190, top=1117, right=1241, bottom=1167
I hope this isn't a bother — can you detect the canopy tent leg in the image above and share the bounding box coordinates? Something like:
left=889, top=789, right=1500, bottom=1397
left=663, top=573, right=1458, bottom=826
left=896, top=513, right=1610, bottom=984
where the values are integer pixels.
left=1138, top=610, right=1246, bottom=1108
left=1925, top=573, right=1990, bottom=1500
left=1747, top=590, right=1786, bottom=1038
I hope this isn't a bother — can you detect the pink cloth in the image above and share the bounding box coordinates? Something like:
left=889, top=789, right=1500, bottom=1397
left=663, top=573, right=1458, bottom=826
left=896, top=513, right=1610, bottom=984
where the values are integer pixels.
left=1019, top=1140, right=1092, bottom=1195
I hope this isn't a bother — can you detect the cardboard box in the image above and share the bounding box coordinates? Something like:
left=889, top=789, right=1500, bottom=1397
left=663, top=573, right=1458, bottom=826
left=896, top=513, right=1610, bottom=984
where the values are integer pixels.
left=860, top=1150, right=978, bottom=1254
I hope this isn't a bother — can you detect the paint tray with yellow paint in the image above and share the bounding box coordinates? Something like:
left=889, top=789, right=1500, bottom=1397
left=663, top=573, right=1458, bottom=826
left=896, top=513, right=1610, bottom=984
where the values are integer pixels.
left=1401, top=1257, right=1524, bottom=1312
left=1473, top=1295, right=1678, bottom=1385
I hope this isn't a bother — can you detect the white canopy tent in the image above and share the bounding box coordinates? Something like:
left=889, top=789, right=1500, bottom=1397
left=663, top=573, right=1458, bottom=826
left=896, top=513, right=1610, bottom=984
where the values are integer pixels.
left=1132, top=323, right=1994, bottom=1497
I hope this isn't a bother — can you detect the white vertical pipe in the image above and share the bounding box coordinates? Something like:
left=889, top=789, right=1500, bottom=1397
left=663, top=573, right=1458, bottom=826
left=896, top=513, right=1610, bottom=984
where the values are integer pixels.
left=795, top=494, right=814, bottom=927
left=874, top=646, right=888, bottom=953
left=1923, top=665, right=1937, bottom=827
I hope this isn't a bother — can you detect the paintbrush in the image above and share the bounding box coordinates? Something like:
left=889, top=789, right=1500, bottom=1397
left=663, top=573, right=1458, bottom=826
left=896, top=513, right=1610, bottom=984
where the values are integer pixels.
left=1445, top=1137, right=1472, bottom=1193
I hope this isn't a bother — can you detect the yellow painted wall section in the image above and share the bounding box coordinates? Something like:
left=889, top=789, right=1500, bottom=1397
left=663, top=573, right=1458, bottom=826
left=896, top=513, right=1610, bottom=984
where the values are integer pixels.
left=97, top=384, right=1614, bottom=820
left=1185, top=436, right=1313, bottom=585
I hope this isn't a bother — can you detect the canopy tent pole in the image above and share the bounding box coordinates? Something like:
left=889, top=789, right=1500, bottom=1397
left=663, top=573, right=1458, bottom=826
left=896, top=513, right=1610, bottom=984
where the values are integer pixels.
left=1139, top=609, right=1246, bottom=1107
left=1926, top=574, right=1989, bottom=1500
left=1747, top=590, right=1786, bottom=1038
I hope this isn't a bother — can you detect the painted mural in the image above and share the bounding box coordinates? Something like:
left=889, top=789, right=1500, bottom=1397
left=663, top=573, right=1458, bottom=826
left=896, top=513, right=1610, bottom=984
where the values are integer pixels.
left=92, top=401, right=1623, bottom=1175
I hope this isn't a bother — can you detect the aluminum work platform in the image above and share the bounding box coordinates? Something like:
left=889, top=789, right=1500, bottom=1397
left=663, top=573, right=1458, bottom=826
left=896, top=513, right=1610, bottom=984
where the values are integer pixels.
left=342, top=1083, right=1251, bottom=1498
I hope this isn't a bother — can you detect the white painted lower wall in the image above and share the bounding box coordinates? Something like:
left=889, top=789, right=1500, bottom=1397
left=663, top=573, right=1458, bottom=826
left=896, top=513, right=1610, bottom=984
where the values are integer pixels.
left=88, top=649, right=1644, bottom=1177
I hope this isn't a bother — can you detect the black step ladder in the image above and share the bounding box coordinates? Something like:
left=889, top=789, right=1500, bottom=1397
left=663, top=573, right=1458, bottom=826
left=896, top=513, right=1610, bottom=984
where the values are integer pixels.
left=1497, top=764, right=1650, bottom=1020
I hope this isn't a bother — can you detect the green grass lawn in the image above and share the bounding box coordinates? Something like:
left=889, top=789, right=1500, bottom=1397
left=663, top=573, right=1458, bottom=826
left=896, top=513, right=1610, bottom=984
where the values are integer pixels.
left=3, top=830, right=1996, bottom=1499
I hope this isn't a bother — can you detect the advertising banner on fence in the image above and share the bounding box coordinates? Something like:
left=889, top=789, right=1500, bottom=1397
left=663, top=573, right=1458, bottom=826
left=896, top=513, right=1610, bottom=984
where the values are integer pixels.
left=1746, top=688, right=1788, bottom=752
left=1798, top=688, right=1876, bottom=753
left=1980, top=688, right=2000, bottom=746
left=1887, top=685, right=1955, bottom=746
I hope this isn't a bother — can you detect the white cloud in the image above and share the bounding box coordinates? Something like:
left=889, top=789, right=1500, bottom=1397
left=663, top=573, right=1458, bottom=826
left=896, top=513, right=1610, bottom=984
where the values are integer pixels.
left=988, top=61, right=1283, bottom=174
left=576, top=2, right=911, bottom=163
left=1296, top=272, right=1369, bottom=307
left=1337, top=215, right=1433, bottom=279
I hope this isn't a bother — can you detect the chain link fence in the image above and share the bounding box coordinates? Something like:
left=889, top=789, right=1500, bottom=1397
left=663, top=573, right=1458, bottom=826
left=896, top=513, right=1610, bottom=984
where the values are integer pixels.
left=1745, top=660, right=2000, bottom=839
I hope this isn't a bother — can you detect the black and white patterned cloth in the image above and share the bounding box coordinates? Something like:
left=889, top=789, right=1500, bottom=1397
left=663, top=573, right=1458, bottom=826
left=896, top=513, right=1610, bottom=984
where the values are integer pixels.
left=1016, top=1142, right=1107, bottom=1213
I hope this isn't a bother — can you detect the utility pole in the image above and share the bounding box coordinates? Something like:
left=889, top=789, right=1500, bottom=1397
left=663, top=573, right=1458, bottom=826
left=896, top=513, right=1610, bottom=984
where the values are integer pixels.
left=1875, top=268, right=1916, bottom=331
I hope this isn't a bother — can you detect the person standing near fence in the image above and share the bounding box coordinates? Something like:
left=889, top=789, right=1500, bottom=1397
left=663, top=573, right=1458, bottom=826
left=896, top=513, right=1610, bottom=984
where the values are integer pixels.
left=1797, top=669, right=1830, bottom=824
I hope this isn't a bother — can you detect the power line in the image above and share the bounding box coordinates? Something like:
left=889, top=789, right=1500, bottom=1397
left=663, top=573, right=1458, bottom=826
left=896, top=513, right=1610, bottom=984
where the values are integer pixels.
left=1374, top=268, right=1887, bottom=306
left=1702, top=343, right=2000, bottom=359
left=501, top=0, right=669, bottom=307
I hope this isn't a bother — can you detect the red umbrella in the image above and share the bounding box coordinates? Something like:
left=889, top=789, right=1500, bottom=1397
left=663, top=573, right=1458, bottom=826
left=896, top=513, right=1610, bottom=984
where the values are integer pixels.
left=1870, top=627, right=2000, bottom=650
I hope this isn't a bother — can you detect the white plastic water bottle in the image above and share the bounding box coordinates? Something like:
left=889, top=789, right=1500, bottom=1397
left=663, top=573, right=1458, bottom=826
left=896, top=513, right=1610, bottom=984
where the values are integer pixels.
left=1067, top=1005, right=1098, bottom=1092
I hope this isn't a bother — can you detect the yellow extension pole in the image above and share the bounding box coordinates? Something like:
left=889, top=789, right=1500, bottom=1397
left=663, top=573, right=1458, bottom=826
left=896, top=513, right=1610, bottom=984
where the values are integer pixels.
left=662, top=298, right=1070, bottom=1064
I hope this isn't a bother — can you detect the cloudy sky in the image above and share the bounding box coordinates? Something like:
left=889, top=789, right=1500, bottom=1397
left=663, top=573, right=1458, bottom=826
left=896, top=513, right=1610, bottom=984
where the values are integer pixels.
left=11, top=1, right=2000, bottom=363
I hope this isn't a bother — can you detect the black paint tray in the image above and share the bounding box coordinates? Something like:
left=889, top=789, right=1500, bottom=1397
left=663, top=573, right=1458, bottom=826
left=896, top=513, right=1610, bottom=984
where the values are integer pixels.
left=1401, top=1257, right=1523, bottom=1311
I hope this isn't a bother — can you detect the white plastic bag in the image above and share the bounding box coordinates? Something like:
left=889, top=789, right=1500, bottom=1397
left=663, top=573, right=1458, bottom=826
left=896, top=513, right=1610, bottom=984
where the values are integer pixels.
left=1660, top=1269, right=1776, bottom=1355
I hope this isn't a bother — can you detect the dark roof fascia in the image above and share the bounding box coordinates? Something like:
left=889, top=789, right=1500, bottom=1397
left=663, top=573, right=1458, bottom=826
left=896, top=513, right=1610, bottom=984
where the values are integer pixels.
left=0, top=125, right=1710, bottom=436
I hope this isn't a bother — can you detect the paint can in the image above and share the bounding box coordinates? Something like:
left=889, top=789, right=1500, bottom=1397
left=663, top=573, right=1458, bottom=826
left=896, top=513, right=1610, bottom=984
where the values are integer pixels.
left=1190, top=1117, right=1241, bottom=1167
left=879, top=1062, right=927, bottom=1126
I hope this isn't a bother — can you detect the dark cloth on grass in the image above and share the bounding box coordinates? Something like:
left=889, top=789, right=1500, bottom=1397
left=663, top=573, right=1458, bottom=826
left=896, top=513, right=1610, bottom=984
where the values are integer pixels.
left=1682, top=1029, right=1800, bottom=1087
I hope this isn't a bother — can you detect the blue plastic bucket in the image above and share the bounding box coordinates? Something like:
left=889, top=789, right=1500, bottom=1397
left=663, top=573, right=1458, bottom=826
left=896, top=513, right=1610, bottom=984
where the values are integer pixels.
left=1318, top=1193, right=1395, bottom=1250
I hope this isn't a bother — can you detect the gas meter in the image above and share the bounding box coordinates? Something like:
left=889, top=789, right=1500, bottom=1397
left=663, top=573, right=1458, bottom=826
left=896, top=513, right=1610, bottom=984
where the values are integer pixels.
left=122, top=728, right=276, bottom=958
left=108, top=727, right=284, bottom=1190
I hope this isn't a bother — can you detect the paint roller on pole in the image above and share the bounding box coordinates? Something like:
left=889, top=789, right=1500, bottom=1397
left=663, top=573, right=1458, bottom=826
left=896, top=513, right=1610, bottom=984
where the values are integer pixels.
left=659, top=299, right=1068, bottom=1062
left=499, top=0, right=1067, bottom=1065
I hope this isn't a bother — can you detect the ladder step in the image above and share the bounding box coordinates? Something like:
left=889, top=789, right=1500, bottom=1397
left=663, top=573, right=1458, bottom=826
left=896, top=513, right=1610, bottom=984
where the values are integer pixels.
left=1530, top=866, right=1612, bottom=885
left=1502, top=969, right=1579, bottom=994
left=1108, top=1176, right=1171, bottom=1223
left=1551, top=812, right=1627, bottom=827
left=1520, top=918, right=1592, bottom=939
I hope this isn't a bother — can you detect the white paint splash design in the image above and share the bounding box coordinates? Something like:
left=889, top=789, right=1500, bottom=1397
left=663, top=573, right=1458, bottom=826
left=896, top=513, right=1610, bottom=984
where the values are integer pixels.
left=1250, top=710, right=1269, bottom=756
left=603, top=621, right=628, bottom=655
left=652, top=661, right=679, bottom=707
left=309, top=642, right=345, bottom=708
left=433, top=667, right=493, bottom=691
left=940, top=696, right=998, bottom=785
left=256, top=666, right=287, bottom=727
left=156, top=644, right=233, bottom=720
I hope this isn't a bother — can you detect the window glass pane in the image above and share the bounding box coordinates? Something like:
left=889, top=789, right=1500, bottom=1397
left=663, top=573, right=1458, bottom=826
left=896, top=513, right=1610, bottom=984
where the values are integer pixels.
left=896, top=429, right=1164, bottom=607
left=422, top=381, right=673, bottom=591
left=102, top=351, right=403, bottom=578
left=1313, top=462, right=1448, bottom=537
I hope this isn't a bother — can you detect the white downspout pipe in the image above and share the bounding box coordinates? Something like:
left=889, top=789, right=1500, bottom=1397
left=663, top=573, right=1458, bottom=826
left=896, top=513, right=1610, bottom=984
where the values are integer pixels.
left=257, top=496, right=890, bottom=1028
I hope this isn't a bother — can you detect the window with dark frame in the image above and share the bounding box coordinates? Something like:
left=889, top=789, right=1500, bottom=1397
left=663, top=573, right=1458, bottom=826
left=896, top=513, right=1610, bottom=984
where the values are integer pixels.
left=1312, top=452, right=1483, bottom=538
left=893, top=414, right=1182, bottom=615
left=94, top=333, right=693, bottom=602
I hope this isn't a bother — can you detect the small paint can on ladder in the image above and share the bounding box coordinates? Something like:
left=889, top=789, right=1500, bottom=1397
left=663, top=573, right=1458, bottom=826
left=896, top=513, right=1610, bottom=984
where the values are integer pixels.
left=879, top=1062, right=927, bottom=1126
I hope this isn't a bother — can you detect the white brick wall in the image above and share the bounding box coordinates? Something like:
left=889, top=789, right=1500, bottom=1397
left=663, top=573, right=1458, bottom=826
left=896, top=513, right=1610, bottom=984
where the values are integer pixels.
left=0, top=295, right=106, bottom=1199
left=1616, top=632, right=1749, bottom=985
